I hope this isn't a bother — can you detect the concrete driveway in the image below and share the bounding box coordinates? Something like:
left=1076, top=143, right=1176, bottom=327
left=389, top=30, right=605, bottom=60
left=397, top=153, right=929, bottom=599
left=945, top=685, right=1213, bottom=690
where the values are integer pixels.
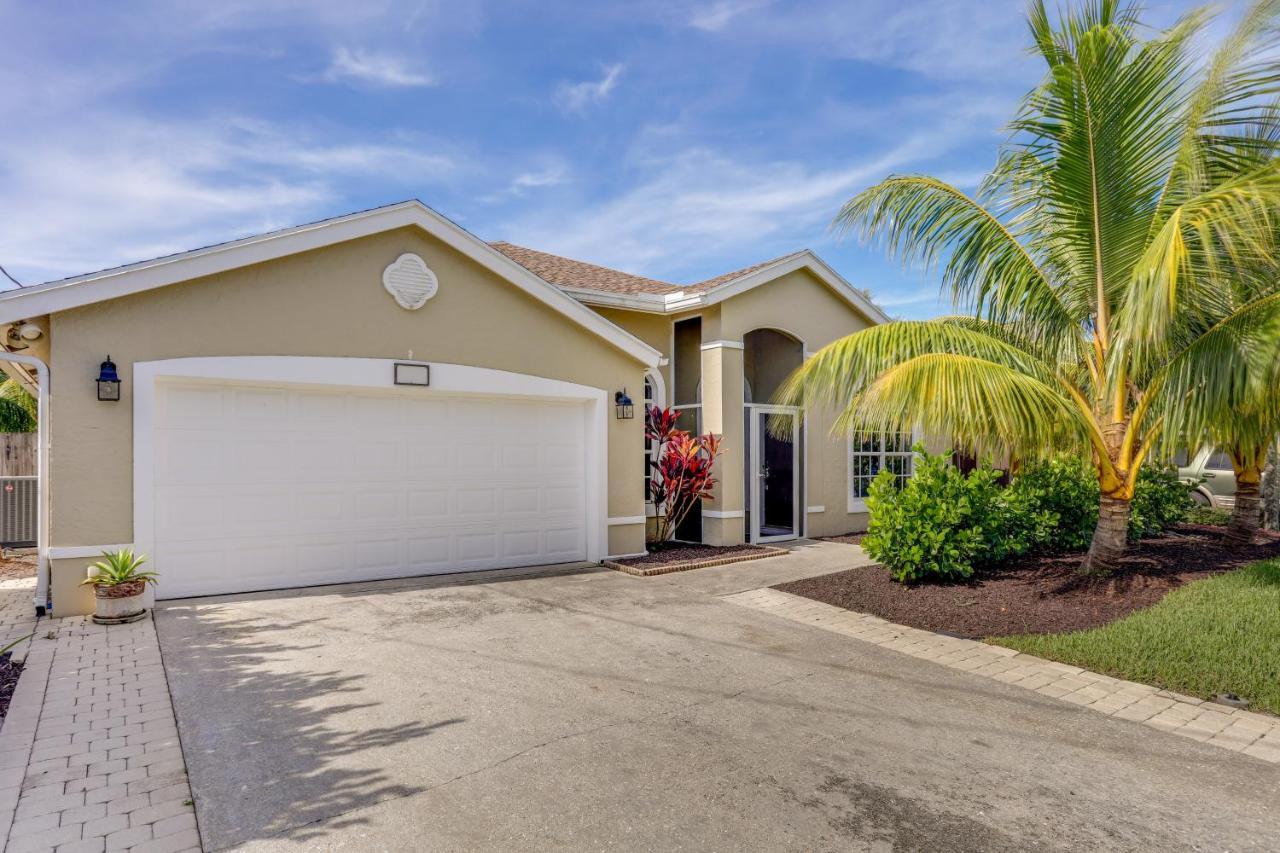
left=155, top=542, right=1280, bottom=852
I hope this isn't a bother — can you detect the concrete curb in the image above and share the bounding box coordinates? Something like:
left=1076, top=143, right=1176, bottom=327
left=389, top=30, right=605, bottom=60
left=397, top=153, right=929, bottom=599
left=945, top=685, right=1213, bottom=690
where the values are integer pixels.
left=724, top=586, right=1280, bottom=764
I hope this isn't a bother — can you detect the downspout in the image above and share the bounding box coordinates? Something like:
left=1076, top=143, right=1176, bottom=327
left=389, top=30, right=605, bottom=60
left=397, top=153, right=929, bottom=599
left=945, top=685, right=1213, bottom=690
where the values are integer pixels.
left=0, top=351, right=49, bottom=615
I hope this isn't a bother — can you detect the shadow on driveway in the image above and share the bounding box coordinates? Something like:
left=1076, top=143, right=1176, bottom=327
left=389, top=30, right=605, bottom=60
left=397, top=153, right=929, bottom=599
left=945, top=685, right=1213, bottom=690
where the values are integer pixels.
left=157, top=605, right=461, bottom=847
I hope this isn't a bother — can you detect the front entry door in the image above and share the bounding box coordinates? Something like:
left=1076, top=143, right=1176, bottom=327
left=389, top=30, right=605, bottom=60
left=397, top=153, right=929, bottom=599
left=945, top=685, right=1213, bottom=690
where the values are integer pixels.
left=749, top=407, right=800, bottom=543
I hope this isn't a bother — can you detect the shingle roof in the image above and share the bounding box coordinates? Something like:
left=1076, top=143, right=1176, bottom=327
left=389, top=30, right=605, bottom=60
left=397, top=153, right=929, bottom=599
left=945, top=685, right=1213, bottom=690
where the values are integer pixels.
left=489, top=242, right=815, bottom=299
left=685, top=251, right=808, bottom=292
left=489, top=242, right=681, bottom=296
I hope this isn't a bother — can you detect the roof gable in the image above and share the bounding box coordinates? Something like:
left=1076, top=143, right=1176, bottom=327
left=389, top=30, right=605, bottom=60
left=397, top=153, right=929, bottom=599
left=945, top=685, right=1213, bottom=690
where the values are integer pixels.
left=484, top=244, right=889, bottom=325
left=0, top=201, right=660, bottom=366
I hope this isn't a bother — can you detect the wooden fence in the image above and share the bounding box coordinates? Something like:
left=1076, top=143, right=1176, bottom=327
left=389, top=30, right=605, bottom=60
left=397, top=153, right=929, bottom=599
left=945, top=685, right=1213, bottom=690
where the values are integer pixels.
left=0, top=433, right=36, bottom=476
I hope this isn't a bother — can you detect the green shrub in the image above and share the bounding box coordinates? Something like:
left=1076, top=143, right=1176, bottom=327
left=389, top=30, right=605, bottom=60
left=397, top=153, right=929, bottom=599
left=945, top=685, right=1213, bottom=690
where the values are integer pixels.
left=864, top=452, right=1195, bottom=583
left=1005, top=457, right=1098, bottom=551
left=1129, top=466, right=1192, bottom=540
left=862, top=447, right=1027, bottom=583
left=1184, top=505, right=1230, bottom=526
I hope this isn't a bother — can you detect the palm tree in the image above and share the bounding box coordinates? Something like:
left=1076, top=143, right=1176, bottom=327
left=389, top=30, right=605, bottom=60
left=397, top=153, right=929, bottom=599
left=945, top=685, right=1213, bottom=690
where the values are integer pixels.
left=779, top=0, right=1280, bottom=573
left=0, top=372, right=36, bottom=433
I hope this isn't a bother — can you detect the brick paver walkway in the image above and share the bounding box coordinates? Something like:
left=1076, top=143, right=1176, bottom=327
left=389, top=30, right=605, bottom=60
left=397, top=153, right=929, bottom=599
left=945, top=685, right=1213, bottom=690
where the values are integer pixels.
left=0, top=578, right=200, bottom=853
left=724, top=586, right=1280, bottom=764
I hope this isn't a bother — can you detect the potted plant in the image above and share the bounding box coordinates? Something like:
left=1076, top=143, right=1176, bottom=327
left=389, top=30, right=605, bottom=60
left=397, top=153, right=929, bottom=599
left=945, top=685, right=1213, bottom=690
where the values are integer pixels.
left=81, top=549, right=157, bottom=624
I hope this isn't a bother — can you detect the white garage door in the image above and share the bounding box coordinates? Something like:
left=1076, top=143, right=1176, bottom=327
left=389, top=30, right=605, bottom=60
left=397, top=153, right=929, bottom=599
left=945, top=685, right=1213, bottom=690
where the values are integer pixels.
left=149, top=380, right=589, bottom=599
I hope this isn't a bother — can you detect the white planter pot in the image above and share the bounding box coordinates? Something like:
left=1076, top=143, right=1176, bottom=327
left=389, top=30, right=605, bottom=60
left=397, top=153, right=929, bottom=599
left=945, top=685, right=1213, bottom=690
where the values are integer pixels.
left=91, top=580, right=148, bottom=624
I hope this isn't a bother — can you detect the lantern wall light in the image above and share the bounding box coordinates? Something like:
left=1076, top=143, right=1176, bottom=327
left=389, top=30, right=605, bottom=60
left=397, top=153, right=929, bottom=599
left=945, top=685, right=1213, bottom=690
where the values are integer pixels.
left=97, top=356, right=121, bottom=402
left=614, top=389, right=634, bottom=420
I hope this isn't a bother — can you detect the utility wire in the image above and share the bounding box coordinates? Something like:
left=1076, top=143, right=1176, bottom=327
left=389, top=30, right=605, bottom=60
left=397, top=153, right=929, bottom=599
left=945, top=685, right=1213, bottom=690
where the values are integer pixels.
left=0, top=265, right=21, bottom=288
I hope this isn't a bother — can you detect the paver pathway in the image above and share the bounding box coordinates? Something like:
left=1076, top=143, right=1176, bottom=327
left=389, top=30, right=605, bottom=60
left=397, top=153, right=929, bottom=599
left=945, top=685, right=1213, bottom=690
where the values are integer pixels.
left=0, top=578, right=200, bottom=853
left=724, top=586, right=1280, bottom=764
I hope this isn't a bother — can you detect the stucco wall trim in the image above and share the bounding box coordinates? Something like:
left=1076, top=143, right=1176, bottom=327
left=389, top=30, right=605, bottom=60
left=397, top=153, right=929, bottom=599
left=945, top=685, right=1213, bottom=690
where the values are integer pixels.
left=132, top=356, right=611, bottom=576
left=49, top=545, right=133, bottom=560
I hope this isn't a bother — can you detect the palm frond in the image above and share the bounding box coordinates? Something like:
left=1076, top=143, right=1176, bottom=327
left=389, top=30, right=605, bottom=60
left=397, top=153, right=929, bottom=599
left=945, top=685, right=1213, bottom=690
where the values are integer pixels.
left=835, top=176, right=1081, bottom=347
left=772, top=320, right=1058, bottom=413
left=843, top=353, right=1095, bottom=463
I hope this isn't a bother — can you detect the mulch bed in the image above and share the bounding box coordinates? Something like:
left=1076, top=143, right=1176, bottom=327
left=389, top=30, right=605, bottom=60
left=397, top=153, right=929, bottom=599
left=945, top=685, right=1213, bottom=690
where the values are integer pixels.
left=777, top=525, right=1280, bottom=639
left=0, top=554, right=36, bottom=582
left=606, top=543, right=784, bottom=577
left=0, top=653, right=23, bottom=724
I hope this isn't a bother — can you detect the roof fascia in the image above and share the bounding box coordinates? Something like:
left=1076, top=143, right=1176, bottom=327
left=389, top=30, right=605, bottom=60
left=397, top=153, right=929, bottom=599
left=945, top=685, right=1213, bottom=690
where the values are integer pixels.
left=0, top=202, right=660, bottom=366
left=695, top=251, right=891, bottom=325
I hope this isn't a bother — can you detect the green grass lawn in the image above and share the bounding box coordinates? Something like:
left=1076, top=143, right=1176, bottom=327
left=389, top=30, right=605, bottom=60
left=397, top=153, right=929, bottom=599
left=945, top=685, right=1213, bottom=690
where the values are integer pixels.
left=991, top=559, right=1280, bottom=716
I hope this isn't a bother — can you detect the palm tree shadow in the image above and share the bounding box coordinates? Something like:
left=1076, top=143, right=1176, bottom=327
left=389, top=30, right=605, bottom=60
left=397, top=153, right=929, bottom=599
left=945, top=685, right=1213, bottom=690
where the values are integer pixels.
left=155, top=606, right=461, bottom=850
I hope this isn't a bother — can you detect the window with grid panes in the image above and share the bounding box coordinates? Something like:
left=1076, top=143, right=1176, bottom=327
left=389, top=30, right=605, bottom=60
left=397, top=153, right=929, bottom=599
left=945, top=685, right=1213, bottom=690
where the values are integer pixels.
left=850, top=429, right=914, bottom=503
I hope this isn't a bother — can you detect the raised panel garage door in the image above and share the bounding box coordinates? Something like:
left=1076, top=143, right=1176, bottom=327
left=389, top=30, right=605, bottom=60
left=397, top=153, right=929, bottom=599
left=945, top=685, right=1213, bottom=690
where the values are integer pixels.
left=149, top=380, right=588, bottom=599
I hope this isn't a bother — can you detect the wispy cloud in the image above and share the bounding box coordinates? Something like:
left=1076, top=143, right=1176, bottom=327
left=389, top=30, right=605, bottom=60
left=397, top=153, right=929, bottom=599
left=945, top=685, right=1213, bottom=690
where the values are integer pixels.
left=554, top=64, right=624, bottom=113
left=497, top=140, right=933, bottom=280
left=496, top=83, right=1002, bottom=282
left=688, top=1, right=769, bottom=32
left=0, top=115, right=458, bottom=283
left=680, top=0, right=1033, bottom=79
left=320, top=47, right=435, bottom=88
left=510, top=164, right=568, bottom=192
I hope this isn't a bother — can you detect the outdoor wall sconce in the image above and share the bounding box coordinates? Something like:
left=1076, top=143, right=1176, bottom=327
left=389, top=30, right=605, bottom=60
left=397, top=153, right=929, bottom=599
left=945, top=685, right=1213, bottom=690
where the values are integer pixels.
left=615, top=389, right=634, bottom=420
left=97, top=356, right=121, bottom=402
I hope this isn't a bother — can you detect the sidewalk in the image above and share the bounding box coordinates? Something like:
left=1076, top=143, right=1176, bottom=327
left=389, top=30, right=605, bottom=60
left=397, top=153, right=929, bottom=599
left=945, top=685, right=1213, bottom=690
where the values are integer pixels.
left=0, top=579, right=201, bottom=853
left=724, top=586, right=1280, bottom=764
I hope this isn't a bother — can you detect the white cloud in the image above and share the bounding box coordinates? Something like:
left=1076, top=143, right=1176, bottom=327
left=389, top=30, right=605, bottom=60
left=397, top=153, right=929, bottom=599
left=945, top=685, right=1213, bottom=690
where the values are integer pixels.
left=688, top=0, right=769, bottom=32
left=496, top=84, right=1002, bottom=281
left=680, top=0, right=1033, bottom=79
left=0, top=115, right=458, bottom=284
left=497, top=140, right=932, bottom=279
left=554, top=64, right=624, bottom=113
left=511, top=164, right=567, bottom=192
left=320, top=47, right=435, bottom=87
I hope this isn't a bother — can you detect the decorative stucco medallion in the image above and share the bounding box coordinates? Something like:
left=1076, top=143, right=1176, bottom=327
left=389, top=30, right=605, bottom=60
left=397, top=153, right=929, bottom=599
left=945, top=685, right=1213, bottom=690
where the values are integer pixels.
left=382, top=253, right=439, bottom=310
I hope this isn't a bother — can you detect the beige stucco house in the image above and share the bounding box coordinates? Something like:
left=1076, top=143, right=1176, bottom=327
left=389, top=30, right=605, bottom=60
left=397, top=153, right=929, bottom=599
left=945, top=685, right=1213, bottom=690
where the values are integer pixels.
left=0, top=200, right=895, bottom=617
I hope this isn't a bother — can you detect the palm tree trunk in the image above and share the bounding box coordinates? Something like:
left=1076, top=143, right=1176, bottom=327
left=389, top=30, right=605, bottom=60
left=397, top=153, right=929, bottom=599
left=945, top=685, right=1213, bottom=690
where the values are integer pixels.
left=1226, top=478, right=1262, bottom=546
left=1262, top=446, right=1279, bottom=532
left=1082, top=495, right=1131, bottom=574
left=1225, top=447, right=1268, bottom=547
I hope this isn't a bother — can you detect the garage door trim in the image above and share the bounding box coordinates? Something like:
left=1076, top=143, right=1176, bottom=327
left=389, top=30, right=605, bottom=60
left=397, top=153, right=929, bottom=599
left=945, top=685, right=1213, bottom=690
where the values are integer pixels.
left=133, top=356, right=609, bottom=590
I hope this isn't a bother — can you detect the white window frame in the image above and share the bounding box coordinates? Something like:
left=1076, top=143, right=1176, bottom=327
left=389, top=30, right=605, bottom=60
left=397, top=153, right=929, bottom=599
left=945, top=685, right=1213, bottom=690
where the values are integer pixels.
left=847, top=428, right=917, bottom=513
left=642, top=368, right=666, bottom=512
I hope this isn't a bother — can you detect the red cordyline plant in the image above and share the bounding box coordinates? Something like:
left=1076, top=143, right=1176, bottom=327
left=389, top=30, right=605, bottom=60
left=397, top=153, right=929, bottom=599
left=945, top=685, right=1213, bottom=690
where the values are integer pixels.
left=646, top=405, right=722, bottom=543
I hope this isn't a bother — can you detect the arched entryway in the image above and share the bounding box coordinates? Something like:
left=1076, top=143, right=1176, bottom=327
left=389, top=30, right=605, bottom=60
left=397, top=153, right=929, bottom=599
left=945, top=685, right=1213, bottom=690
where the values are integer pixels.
left=743, top=328, right=805, bottom=542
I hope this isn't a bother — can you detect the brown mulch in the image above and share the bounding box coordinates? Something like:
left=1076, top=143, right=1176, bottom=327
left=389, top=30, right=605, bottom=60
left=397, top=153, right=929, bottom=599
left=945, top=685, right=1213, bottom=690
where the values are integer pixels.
left=0, top=653, right=22, bottom=724
left=0, top=554, right=36, bottom=581
left=777, top=525, right=1280, bottom=639
left=613, top=543, right=774, bottom=568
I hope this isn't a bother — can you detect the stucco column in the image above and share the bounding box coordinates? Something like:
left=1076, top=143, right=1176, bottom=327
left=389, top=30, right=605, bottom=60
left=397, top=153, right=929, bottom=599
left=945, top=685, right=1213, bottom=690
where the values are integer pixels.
left=699, top=342, right=745, bottom=545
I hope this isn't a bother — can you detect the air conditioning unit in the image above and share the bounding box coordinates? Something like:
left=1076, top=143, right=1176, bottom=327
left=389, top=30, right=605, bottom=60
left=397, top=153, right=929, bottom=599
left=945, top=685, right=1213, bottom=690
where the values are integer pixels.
left=0, top=477, right=37, bottom=546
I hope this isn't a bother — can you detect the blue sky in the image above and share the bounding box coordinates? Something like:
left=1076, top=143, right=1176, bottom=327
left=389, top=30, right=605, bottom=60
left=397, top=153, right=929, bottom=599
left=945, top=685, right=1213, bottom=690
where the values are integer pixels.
left=0, top=0, right=1219, bottom=318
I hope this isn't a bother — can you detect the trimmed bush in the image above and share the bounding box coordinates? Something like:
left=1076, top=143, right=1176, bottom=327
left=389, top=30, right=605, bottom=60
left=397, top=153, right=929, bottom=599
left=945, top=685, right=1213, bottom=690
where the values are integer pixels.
left=1005, top=456, right=1098, bottom=552
left=1129, top=465, right=1193, bottom=540
left=862, top=447, right=1028, bottom=583
left=864, top=452, right=1194, bottom=584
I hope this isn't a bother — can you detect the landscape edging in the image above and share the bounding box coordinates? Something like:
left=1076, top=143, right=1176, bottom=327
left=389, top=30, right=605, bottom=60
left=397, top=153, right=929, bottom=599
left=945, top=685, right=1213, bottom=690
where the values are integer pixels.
left=605, top=545, right=788, bottom=577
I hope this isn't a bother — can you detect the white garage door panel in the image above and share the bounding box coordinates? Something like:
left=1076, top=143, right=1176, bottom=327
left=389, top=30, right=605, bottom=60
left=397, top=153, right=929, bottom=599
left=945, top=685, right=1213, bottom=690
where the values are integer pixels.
left=151, top=381, right=589, bottom=599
